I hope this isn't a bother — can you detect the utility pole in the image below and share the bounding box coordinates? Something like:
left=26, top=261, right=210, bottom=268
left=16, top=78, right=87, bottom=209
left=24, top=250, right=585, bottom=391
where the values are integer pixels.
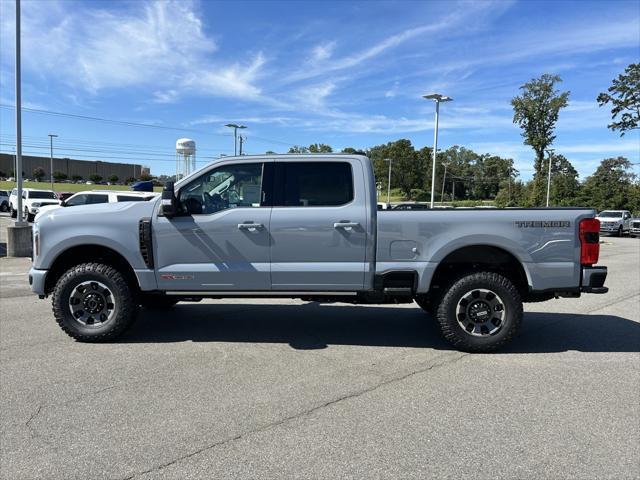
left=239, top=135, right=245, bottom=155
left=385, top=158, right=392, bottom=205
left=423, top=93, right=452, bottom=208
left=48, top=134, right=58, bottom=191
left=545, top=149, right=554, bottom=207
left=508, top=166, right=512, bottom=204
left=441, top=161, right=449, bottom=203
left=225, top=123, right=247, bottom=156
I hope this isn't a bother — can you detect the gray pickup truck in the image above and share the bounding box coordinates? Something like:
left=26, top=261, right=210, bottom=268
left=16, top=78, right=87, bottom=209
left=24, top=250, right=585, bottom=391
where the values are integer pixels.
left=29, top=154, right=608, bottom=352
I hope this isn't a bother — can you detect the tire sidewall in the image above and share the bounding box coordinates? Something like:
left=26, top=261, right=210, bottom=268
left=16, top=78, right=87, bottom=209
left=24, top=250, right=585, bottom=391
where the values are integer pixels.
left=53, top=264, right=135, bottom=341
left=438, top=273, right=522, bottom=352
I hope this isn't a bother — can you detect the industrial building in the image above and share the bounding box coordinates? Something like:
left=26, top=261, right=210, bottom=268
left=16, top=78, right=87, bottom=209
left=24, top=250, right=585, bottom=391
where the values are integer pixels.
left=0, top=153, right=149, bottom=180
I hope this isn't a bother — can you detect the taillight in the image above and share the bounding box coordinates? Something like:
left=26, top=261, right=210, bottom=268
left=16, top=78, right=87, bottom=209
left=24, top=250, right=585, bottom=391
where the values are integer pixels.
left=579, top=218, right=600, bottom=265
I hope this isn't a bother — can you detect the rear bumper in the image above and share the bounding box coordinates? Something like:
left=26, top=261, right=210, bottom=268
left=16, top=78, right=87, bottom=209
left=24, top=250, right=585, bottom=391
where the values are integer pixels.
left=581, top=266, right=608, bottom=294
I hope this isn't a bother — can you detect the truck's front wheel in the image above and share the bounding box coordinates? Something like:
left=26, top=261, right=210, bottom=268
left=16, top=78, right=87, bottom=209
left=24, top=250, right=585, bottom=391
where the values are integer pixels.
left=436, top=272, right=522, bottom=352
left=52, top=263, right=138, bottom=342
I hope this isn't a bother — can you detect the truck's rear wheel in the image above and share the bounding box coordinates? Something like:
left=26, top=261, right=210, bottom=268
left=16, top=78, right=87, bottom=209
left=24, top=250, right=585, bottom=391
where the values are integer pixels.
left=436, top=272, right=522, bottom=352
left=52, top=263, right=138, bottom=342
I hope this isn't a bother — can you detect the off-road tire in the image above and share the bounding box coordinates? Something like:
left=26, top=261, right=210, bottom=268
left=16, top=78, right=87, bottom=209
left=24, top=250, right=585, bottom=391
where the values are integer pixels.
left=25, top=208, right=34, bottom=222
left=436, top=271, right=523, bottom=352
left=140, top=295, right=179, bottom=310
left=52, top=263, right=138, bottom=342
left=10, top=207, right=16, bottom=218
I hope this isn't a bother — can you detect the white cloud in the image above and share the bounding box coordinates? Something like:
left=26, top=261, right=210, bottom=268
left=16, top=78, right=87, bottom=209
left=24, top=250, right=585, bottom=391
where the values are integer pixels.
left=0, top=0, right=267, bottom=101
left=310, top=42, right=336, bottom=63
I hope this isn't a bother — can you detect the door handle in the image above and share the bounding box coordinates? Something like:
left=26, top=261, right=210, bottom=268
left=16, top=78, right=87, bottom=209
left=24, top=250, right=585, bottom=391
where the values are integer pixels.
left=334, top=222, right=360, bottom=229
left=238, top=223, right=263, bottom=231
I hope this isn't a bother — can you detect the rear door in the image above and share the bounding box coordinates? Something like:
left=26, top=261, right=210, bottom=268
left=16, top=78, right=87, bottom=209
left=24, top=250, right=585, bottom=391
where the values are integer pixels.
left=269, top=159, right=368, bottom=290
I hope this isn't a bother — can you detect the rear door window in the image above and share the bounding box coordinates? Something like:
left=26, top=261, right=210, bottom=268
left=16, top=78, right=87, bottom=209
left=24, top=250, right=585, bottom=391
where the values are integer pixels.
left=274, top=162, right=353, bottom=207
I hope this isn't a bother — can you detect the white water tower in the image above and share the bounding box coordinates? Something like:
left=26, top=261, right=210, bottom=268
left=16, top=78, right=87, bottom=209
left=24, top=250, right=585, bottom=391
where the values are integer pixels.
left=175, top=138, right=196, bottom=180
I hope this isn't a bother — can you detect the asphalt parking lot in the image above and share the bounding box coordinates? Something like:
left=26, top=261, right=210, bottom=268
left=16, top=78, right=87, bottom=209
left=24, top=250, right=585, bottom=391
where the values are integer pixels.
left=0, top=212, right=639, bottom=479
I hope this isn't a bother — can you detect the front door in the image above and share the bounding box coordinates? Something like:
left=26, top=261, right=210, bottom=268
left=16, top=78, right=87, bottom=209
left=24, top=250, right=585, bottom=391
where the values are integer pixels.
left=153, top=161, right=272, bottom=291
left=269, top=160, right=368, bottom=290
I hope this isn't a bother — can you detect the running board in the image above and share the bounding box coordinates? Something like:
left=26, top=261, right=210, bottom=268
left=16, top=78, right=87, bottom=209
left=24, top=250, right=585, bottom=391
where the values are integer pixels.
left=165, top=291, right=359, bottom=297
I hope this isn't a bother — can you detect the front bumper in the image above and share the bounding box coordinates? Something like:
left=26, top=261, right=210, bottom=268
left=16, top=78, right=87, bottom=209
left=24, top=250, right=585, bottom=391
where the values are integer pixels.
left=29, top=267, right=48, bottom=296
left=581, top=266, right=608, bottom=294
left=599, top=223, right=620, bottom=233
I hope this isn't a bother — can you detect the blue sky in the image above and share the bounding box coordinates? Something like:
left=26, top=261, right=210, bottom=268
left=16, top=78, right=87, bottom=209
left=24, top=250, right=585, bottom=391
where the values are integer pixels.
left=0, top=0, right=638, bottom=179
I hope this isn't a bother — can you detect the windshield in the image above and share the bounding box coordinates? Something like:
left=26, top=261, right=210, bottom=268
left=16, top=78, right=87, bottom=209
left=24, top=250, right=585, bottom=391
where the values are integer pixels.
left=30, top=191, right=57, bottom=199
left=598, top=211, right=623, bottom=218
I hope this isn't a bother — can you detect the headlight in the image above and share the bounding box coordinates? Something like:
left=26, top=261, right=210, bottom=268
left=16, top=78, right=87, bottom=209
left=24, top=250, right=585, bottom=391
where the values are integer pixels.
left=31, top=202, right=41, bottom=207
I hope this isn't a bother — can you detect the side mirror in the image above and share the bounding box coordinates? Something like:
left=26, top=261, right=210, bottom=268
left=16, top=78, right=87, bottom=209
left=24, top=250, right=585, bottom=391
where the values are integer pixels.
left=60, top=200, right=66, bottom=207
left=161, top=181, right=177, bottom=218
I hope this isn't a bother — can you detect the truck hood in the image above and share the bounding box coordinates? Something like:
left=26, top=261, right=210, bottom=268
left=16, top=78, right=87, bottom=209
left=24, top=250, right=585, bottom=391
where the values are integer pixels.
left=35, top=198, right=158, bottom=224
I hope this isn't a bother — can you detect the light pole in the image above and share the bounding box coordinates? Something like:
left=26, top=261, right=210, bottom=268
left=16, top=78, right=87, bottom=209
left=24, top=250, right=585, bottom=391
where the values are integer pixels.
left=225, top=123, right=246, bottom=156
left=239, top=135, right=245, bottom=155
left=384, top=158, right=392, bottom=205
left=48, top=134, right=57, bottom=191
left=15, top=0, right=24, bottom=224
left=423, top=93, right=452, bottom=208
left=545, top=148, right=554, bottom=207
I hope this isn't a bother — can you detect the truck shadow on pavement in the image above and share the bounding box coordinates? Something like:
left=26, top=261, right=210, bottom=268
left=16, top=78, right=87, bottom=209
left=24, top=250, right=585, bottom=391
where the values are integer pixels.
left=119, top=302, right=640, bottom=354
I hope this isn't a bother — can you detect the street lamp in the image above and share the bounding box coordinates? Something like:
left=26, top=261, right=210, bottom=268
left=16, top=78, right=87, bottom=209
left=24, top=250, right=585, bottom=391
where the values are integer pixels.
left=423, top=93, right=452, bottom=208
left=225, top=123, right=247, bottom=156
left=48, top=134, right=58, bottom=191
left=384, top=158, right=392, bottom=205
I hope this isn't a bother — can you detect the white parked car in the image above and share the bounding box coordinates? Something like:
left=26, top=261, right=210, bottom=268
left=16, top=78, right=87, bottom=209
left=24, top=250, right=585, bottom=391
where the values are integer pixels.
left=0, top=189, right=9, bottom=212
left=35, top=190, right=158, bottom=221
left=9, top=188, right=60, bottom=221
left=596, top=210, right=632, bottom=236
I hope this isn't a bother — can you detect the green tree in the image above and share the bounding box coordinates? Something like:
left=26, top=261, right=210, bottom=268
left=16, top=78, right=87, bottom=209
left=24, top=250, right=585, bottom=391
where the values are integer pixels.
left=89, top=174, right=103, bottom=183
left=265, top=150, right=277, bottom=155
left=139, top=173, right=152, bottom=181
left=549, top=154, right=580, bottom=206
left=32, top=167, right=45, bottom=182
left=512, top=74, right=570, bottom=205
left=52, top=171, right=67, bottom=181
left=71, top=174, right=83, bottom=182
left=369, top=139, right=422, bottom=199
left=597, top=63, right=640, bottom=136
left=341, top=147, right=367, bottom=155
left=580, top=157, right=636, bottom=211
left=288, top=144, right=333, bottom=153
left=495, top=179, right=528, bottom=207
left=108, top=174, right=119, bottom=183
left=308, top=143, right=333, bottom=153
